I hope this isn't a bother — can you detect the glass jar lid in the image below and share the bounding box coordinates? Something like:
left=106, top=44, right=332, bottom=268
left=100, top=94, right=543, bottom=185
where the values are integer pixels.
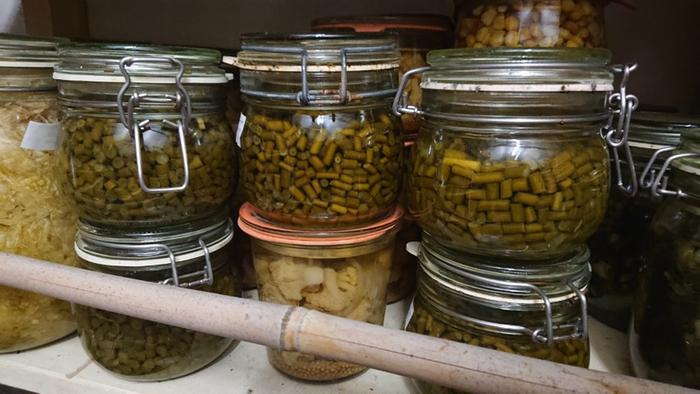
left=629, top=112, right=699, bottom=152
left=53, top=42, right=227, bottom=84
left=76, top=217, right=233, bottom=270
left=0, top=34, right=65, bottom=68
left=230, top=33, right=400, bottom=106
left=417, top=232, right=590, bottom=307
left=311, top=14, right=452, bottom=49
left=421, top=48, right=613, bottom=93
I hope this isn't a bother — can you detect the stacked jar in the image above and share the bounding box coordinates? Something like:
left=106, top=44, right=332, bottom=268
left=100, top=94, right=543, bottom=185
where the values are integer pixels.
left=229, top=33, right=404, bottom=381
left=395, top=47, right=635, bottom=393
left=630, top=124, right=700, bottom=389
left=0, top=34, right=79, bottom=353
left=587, top=112, right=698, bottom=331
left=53, top=43, right=240, bottom=381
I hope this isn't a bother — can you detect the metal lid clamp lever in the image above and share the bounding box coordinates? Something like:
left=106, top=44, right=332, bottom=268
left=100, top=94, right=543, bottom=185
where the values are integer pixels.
left=116, top=56, right=192, bottom=193
left=649, top=152, right=700, bottom=198
left=159, top=239, right=215, bottom=288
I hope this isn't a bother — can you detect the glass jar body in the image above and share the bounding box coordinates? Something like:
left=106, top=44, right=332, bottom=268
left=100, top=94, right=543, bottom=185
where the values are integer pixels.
left=455, top=0, right=606, bottom=48
left=57, top=81, right=237, bottom=229
left=631, top=194, right=700, bottom=388
left=408, top=118, right=609, bottom=259
left=75, top=249, right=239, bottom=381
left=0, top=86, right=78, bottom=353
left=387, top=217, right=420, bottom=303
left=240, top=101, right=402, bottom=228
left=251, top=235, right=395, bottom=381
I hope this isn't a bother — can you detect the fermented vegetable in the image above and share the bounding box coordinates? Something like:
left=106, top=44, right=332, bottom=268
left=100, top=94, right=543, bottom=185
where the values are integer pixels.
left=0, top=91, right=78, bottom=353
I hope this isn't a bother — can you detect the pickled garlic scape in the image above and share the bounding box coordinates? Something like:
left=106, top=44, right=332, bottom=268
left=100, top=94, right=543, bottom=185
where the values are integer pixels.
left=0, top=92, right=78, bottom=353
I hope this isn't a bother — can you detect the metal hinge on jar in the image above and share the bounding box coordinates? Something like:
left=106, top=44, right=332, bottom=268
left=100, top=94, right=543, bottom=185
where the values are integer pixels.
left=155, top=238, right=215, bottom=288
left=225, top=42, right=397, bottom=105
left=605, top=63, right=640, bottom=196
left=116, top=56, right=192, bottom=193
left=643, top=148, right=700, bottom=198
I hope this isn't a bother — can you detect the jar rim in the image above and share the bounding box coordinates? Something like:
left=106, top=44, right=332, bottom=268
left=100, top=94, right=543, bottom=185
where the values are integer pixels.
left=53, top=42, right=227, bottom=84
left=0, top=33, right=66, bottom=68
left=427, top=48, right=612, bottom=67
left=628, top=111, right=699, bottom=151
left=238, top=203, right=403, bottom=246
left=76, top=218, right=234, bottom=268
left=311, top=14, right=453, bottom=33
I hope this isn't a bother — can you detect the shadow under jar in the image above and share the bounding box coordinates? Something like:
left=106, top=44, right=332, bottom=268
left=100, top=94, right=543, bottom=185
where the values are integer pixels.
left=587, top=112, right=696, bottom=331
left=54, top=43, right=237, bottom=229
left=405, top=233, right=590, bottom=394
left=630, top=127, right=700, bottom=389
left=232, top=33, right=402, bottom=228
left=0, top=34, right=78, bottom=353
left=455, top=0, right=606, bottom=48
left=399, top=48, right=632, bottom=260
left=238, top=203, right=402, bottom=382
left=74, top=216, right=239, bottom=381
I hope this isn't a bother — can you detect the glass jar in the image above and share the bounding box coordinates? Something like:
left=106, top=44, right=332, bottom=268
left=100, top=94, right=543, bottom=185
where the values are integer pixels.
left=588, top=112, right=695, bottom=330
left=54, top=43, right=237, bottom=229
left=406, top=234, right=590, bottom=394
left=0, top=34, right=79, bottom=353
left=630, top=128, right=700, bottom=388
left=399, top=48, right=631, bottom=259
left=232, top=33, right=402, bottom=228
left=311, top=15, right=453, bottom=135
left=238, top=203, right=402, bottom=381
left=74, top=217, right=239, bottom=381
left=455, top=0, right=606, bottom=48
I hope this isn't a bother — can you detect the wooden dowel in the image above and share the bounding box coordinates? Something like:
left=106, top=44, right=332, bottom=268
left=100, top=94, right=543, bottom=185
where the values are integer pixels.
left=0, top=252, right=689, bottom=394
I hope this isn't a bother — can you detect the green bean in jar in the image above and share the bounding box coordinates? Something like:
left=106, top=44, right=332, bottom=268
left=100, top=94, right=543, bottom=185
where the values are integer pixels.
left=59, top=114, right=236, bottom=227
left=408, top=128, right=608, bottom=258
left=240, top=108, right=402, bottom=227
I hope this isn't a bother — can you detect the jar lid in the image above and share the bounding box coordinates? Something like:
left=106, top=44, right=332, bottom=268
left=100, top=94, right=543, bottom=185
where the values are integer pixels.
left=417, top=231, right=590, bottom=307
left=53, top=42, right=228, bottom=84
left=421, top=48, right=613, bottom=93
left=76, top=218, right=234, bottom=268
left=238, top=203, right=403, bottom=246
left=628, top=112, right=699, bottom=151
left=311, top=15, right=452, bottom=49
left=0, top=34, right=66, bottom=68
left=233, top=33, right=399, bottom=73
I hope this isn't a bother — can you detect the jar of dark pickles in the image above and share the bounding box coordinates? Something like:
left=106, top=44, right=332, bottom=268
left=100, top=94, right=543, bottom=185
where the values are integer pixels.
left=405, top=234, right=590, bottom=394
left=588, top=112, right=694, bottom=330
left=311, top=15, right=452, bottom=135
left=74, top=216, right=239, bottom=381
left=54, top=43, right=237, bottom=229
left=398, top=48, right=635, bottom=259
left=231, top=33, right=402, bottom=227
left=630, top=126, right=700, bottom=389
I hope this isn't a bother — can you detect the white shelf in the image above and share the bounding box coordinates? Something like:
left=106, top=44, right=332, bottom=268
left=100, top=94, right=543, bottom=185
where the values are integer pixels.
left=0, top=293, right=630, bottom=394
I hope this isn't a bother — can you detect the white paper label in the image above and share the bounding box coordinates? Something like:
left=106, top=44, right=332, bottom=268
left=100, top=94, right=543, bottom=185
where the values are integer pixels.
left=20, top=121, right=61, bottom=151
left=235, top=114, right=247, bottom=148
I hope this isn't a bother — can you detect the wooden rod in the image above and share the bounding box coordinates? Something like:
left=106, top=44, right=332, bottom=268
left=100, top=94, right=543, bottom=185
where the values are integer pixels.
left=0, top=252, right=688, bottom=394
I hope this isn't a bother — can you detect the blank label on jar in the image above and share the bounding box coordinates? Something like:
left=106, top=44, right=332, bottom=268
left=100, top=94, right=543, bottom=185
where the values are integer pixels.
left=235, top=113, right=247, bottom=148
left=20, top=121, right=61, bottom=151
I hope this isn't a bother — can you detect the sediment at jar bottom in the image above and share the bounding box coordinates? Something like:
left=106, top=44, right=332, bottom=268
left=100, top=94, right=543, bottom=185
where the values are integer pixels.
left=75, top=273, right=236, bottom=380
left=409, top=136, right=608, bottom=257
left=406, top=303, right=589, bottom=394
left=456, top=0, right=605, bottom=48
left=240, top=109, right=402, bottom=227
left=59, top=115, right=236, bottom=226
left=253, top=243, right=392, bottom=380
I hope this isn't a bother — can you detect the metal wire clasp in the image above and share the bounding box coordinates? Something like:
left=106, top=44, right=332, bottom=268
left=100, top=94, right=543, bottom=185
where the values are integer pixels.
left=648, top=151, right=700, bottom=198
left=606, top=63, right=640, bottom=196
left=392, top=66, right=430, bottom=117
left=116, top=56, right=192, bottom=193
left=159, top=238, right=215, bottom=288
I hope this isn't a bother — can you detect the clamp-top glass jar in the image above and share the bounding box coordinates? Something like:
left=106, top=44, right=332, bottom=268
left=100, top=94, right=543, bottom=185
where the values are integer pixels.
left=455, top=0, right=606, bottom=48
left=311, top=15, right=453, bottom=135
left=588, top=112, right=693, bottom=330
left=74, top=216, right=238, bottom=381
left=55, top=43, right=237, bottom=229
left=630, top=126, right=700, bottom=388
left=405, top=234, right=590, bottom=394
left=398, top=48, right=636, bottom=259
left=231, top=33, right=402, bottom=228
left=0, top=34, right=79, bottom=353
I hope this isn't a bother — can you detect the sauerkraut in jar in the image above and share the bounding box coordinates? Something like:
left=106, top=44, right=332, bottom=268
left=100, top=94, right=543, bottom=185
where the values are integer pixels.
left=0, top=34, right=78, bottom=353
